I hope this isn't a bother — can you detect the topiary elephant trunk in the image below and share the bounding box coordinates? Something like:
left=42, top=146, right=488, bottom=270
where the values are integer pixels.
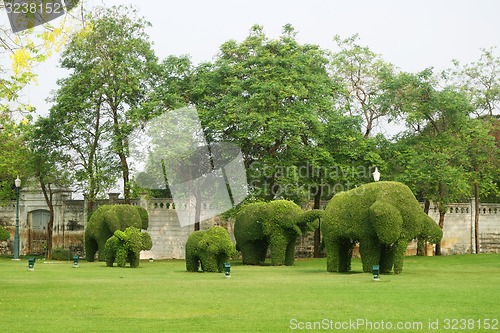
left=322, top=181, right=443, bottom=274
left=234, top=200, right=322, bottom=266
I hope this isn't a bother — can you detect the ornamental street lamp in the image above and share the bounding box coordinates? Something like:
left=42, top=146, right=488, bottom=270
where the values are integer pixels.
left=13, top=176, right=21, bottom=260
left=372, top=167, right=380, bottom=182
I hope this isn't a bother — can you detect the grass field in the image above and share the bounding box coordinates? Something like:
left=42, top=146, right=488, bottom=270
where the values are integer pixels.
left=1, top=254, right=499, bottom=333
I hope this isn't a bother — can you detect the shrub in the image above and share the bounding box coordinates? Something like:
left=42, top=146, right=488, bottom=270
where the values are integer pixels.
left=234, top=200, right=321, bottom=266
left=85, top=204, right=148, bottom=261
left=0, top=225, right=10, bottom=241
left=322, top=181, right=443, bottom=274
left=51, top=248, right=71, bottom=260
left=185, top=226, right=236, bottom=272
left=104, top=227, right=152, bottom=268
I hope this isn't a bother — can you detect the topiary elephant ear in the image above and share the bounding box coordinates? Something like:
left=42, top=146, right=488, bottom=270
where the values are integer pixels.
left=124, top=227, right=143, bottom=254
left=369, top=200, right=403, bottom=245
left=136, top=206, right=149, bottom=230
left=141, top=232, right=153, bottom=251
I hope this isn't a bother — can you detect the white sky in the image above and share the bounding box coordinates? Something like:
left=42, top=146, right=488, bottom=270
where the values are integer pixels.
left=9, top=0, right=500, bottom=127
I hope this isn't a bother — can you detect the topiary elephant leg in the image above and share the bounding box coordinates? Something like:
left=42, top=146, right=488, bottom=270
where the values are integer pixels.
left=379, top=244, right=395, bottom=273
left=186, top=253, right=201, bottom=272
left=200, top=254, right=219, bottom=273
left=325, top=238, right=351, bottom=272
left=115, top=247, right=128, bottom=268
left=339, top=238, right=354, bottom=272
left=215, top=253, right=229, bottom=273
left=128, top=251, right=140, bottom=268
left=104, top=237, right=116, bottom=267
left=240, top=241, right=267, bottom=265
left=359, top=237, right=382, bottom=273
left=269, top=234, right=287, bottom=266
left=392, top=240, right=410, bottom=274
left=284, top=239, right=297, bottom=266
left=85, top=235, right=98, bottom=262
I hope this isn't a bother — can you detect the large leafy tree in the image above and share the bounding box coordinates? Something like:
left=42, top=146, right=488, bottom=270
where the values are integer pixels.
left=25, top=118, right=72, bottom=258
left=461, top=118, right=499, bottom=253
left=0, top=119, right=30, bottom=203
left=58, top=5, right=160, bottom=201
left=39, top=72, right=118, bottom=219
left=329, top=34, right=395, bottom=138
left=188, top=25, right=334, bottom=202
left=449, top=47, right=500, bottom=117
left=1, top=3, right=85, bottom=204
left=1, top=1, right=85, bottom=116
left=386, top=70, right=475, bottom=254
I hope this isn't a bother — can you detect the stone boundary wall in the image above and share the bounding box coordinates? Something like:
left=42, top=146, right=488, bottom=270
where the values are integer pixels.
left=0, top=190, right=499, bottom=258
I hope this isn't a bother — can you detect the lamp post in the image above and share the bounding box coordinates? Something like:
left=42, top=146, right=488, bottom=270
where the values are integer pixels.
left=13, top=176, right=21, bottom=260
left=372, top=167, right=380, bottom=182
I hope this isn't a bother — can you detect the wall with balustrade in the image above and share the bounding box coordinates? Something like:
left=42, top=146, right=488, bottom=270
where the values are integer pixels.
left=0, top=190, right=499, bottom=258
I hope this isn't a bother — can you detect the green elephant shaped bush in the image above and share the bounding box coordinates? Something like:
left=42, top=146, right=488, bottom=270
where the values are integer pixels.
left=85, top=204, right=149, bottom=261
left=185, top=226, right=236, bottom=272
left=322, top=181, right=443, bottom=274
left=234, top=200, right=322, bottom=266
left=104, top=227, right=152, bottom=268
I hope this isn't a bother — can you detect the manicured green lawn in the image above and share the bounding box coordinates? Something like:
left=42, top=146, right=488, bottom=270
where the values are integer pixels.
left=1, top=254, right=499, bottom=332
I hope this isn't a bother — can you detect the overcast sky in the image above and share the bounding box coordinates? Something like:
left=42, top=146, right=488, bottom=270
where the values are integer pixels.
left=12, top=0, right=500, bottom=124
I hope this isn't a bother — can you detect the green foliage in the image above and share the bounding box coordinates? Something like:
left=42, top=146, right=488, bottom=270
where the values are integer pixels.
left=1, top=255, right=500, bottom=332
left=0, top=225, right=10, bottom=241
left=323, top=181, right=443, bottom=274
left=185, top=226, right=236, bottom=273
left=55, top=5, right=161, bottom=201
left=136, top=206, right=149, bottom=230
left=449, top=47, right=500, bottom=117
left=104, top=227, right=152, bottom=268
left=50, top=247, right=71, bottom=261
left=234, top=200, right=321, bottom=266
left=184, top=25, right=334, bottom=202
left=369, top=200, right=403, bottom=245
left=0, top=120, right=31, bottom=203
left=330, top=34, right=396, bottom=138
left=85, top=204, right=148, bottom=261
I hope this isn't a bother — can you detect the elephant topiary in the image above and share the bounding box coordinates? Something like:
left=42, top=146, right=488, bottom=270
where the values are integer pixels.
left=322, top=181, right=443, bottom=274
left=85, top=204, right=149, bottom=261
left=185, top=226, right=236, bottom=272
left=104, top=227, right=152, bottom=268
left=234, top=200, right=322, bottom=266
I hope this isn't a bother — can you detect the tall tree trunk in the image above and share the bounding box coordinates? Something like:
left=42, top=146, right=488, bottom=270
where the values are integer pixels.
left=112, top=106, right=131, bottom=203
left=86, top=99, right=101, bottom=220
left=313, top=185, right=322, bottom=258
left=120, top=152, right=130, bottom=203
left=39, top=180, right=54, bottom=259
left=474, top=180, right=480, bottom=254
left=435, top=207, right=446, bottom=256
